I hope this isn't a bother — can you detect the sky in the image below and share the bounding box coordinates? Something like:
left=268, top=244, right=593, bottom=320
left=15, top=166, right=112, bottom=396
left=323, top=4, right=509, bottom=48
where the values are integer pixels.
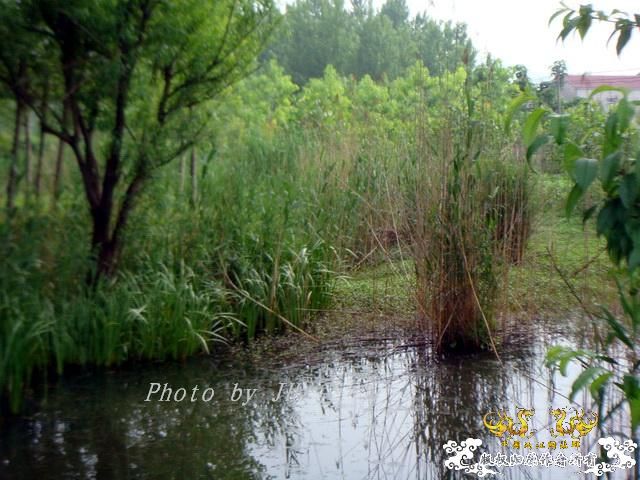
left=405, top=0, right=640, bottom=82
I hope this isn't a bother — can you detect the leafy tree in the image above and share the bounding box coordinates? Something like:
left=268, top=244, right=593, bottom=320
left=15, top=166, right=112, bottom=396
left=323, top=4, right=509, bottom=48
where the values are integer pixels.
left=534, top=59, right=568, bottom=113
left=354, top=13, right=405, bottom=80
left=212, top=60, right=299, bottom=151
left=380, top=0, right=409, bottom=28
left=266, top=0, right=359, bottom=84
left=266, top=0, right=475, bottom=83
left=296, top=65, right=351, bottom=133
left=412, top=15, right=476, bottom=77
left=0, top=0, right=276, bottom=282
left=351, top=73, right=394, bottom=140
left=513, top=65, right=532, bottom=92
left=551, top=59, right=567, bottom=113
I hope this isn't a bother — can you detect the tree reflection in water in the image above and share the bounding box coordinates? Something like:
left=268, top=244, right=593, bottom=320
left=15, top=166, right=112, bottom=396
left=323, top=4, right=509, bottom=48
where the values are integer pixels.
left=0, top=318, right=624, bottom=479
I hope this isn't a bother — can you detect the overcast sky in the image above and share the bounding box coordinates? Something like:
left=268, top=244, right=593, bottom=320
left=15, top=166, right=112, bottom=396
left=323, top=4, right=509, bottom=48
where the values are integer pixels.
left=405, top=0, right=640, bottom=82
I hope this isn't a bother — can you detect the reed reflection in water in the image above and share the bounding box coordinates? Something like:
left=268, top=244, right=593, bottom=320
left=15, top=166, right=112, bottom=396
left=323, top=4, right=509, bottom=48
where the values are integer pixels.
left=0, top=319, right=627, bottom=479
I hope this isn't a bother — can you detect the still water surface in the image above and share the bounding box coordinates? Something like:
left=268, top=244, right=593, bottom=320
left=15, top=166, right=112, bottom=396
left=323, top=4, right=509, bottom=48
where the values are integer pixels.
left=0, top=317, right=630, bottom=479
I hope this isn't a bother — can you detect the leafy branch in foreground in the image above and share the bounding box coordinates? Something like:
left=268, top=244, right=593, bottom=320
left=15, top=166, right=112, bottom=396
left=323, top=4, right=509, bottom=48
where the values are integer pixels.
left=514, top=84, right=639, bottom=430
left=550, top=2, right=640, bottom=55
left=508, top=3, right=640, bottom=447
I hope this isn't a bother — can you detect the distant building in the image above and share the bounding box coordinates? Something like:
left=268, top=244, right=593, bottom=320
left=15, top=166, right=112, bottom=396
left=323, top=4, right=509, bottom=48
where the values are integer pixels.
left=561, top=74, right=640, bottom=110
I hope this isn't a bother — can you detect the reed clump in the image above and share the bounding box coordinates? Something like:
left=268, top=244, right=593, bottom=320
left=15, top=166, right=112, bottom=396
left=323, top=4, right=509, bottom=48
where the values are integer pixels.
left=403, top=74, right=532, bottom=352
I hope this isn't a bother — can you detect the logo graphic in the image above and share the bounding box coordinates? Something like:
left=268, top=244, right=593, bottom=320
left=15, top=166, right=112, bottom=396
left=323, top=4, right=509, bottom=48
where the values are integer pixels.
left=482, top=407, right=536, bottom=438
left=444, top=406, right=636, bottom=477
left=482, top=407, right=598, bottom=439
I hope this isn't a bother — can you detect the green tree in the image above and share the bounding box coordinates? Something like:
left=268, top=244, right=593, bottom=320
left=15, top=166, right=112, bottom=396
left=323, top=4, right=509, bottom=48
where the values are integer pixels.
left=267, top=0, right=359, bottom=84
left=267, top=0, right=475, bottom=83
left=380, top=0, right=409, bottom=28
left=212, top=60, right=299, bottom=150
left=296, top=65, right=351, bottom=133
left=0, top=0, right=276, bottom=282
left=354, top=13, right=405, bottom=80
left=513, top=65, right=531, bottom=92
left=412, top=15, right=476, bottom=77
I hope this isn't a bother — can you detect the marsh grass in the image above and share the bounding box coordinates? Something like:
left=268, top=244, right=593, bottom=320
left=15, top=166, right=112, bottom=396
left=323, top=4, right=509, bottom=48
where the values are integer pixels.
left=0, top=136, right=342, bottom=413
left=397, top=73, right=534, bottom=352
left=0, top=64, right=557, bottom=413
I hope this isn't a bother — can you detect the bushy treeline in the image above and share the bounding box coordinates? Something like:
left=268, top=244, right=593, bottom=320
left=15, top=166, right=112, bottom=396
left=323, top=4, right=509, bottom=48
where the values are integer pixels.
left=265, top=0, right=475, bottom=84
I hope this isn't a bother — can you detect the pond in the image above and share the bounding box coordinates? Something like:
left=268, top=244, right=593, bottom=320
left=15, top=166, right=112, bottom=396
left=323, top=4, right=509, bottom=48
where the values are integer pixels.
left=0, top=316, right=632, bottom=479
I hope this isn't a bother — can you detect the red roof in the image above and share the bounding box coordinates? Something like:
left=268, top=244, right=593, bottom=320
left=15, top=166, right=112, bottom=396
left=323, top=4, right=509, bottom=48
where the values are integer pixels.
left=566, top=74, right=640, bottom=90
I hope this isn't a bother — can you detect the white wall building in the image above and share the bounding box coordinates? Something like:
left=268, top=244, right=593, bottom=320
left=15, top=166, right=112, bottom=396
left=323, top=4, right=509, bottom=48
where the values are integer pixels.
left=561, top=74, right=640, bottom=110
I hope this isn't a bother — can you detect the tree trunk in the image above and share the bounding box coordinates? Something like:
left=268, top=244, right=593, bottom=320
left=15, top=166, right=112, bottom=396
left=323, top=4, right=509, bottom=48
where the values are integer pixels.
left=190, top=147, right=197, bottom=206
left=179, top=155, right=185, bottom=193
left=5, top=99, right=23, bottom=213
left=52, top=138, right=65, bottom=206
left=52, top=106, right=68, bottom=208
left=34, top=124, right=46, bottom=199
left=34, top=82, right=49, bottom=199
left=23, top=109, right=32, bottom=201
left=89, top=171, right=145, bottom=285
left=91, top=204, right=115, bottom=282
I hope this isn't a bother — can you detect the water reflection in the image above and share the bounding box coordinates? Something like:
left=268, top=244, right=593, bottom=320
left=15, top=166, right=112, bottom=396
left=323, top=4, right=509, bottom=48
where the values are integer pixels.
left=0, top=318, right=629, bottom=479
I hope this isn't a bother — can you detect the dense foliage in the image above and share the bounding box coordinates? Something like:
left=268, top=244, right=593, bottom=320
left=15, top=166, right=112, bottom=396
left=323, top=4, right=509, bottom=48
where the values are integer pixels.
left=265, top=0, right=475, bottom=84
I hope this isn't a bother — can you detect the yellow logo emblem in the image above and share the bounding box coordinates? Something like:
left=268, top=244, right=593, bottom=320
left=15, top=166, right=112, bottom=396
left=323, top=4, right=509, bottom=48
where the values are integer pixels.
left=483, top=407, right=598, bottom=440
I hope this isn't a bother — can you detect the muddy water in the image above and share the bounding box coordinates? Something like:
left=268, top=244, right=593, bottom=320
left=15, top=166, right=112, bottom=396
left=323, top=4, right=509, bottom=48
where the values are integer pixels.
left=0, top=318, right=632, bottom=479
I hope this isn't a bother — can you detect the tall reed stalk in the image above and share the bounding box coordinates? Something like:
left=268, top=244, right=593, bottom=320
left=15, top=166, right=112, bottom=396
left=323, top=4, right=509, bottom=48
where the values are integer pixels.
left=404, top=75, right=532, bottom=352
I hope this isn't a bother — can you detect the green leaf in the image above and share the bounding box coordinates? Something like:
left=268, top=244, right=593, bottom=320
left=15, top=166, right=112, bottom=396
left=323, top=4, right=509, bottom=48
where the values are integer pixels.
left=619, top=173, right=638, bottom=208
left=563, top=141, right=584, bottom=175
left=523, top=108, right=547, bottom=146
left=620, top=376, right=640, bottom=430
left=571, top=367, right=604, bottom=401
left=604, top=112, right=620, bottom=157
left=559, top=355, right=575, bottom=376
left=504, top=90, right=536, bottom=132
left=621, top=375, right=640, bottom=398
left=596, top=202, right=616, bottom=236
left=629, top=248, right=640, bottom=271
left=617, top=97, right=635, bottom=132
left=615, top=277, right=635, bottom=319
left=546, top=347, right=593, bottom=376
left=589, top=85, right=628, bottom=98
left=574, top=157, right=598, bottom=190
left=630, top=397, right=640, bottom=431
left=566, top=184, right=584, bottom=217
left=600, top=306, right=634, bottom=348
left=616, top=24, right=633, bottom=55
left=546, top=345, right=566, bottom=363
left=589, top=372, right=613, bottom=399
left=526, top=134, right=549, bottom=165
left=599, top=151, right=621, bottom=190
left=559, top=16, right=579, bottom=41
left=576, top=6, right=593, bottom=38
left=549, top=8, right=570, bottom=26
left=550, top=114, right=569, bottom=144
